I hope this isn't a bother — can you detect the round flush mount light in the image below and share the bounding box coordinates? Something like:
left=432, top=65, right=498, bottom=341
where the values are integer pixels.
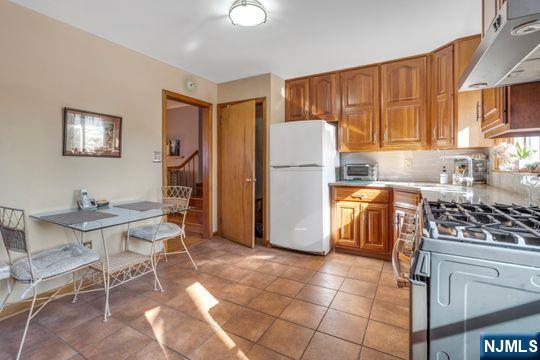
left=511, top=19, right=540, bottom=36
left=469, top=82, right=488, bottom=89
left=229, top=0, right=267, bottom=27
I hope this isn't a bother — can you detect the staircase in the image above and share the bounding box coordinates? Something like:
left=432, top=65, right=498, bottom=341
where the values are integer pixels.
left=167, top=151, right=205, bottom=236
left=185, top=182, right=204, bottom=235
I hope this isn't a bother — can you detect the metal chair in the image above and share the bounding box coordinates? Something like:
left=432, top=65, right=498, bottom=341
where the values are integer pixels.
left=0, top=261, right=11, bottom=318
left=0, top=206, right=106, bottom=360
left=128, top=186, right=197, bottom=270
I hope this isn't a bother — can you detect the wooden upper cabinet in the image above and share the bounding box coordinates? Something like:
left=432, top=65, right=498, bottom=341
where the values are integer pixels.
left=359, top=203, right=389, bottom=253
left=430, top=45, right=455, bottom=149
left=454, top=36, right=493, bottom=148
left=480, top=0, right=508, bottom=138
left=334, top=201, right=362, bottom=248
left=339, top=66, right=380, bottom=151
left=285, top=78, right=309, bottom=121
left=482, top=0, right=498, bottom=36
left=381, top=56, right=428, bottom=150
left=309, top=74, right=340, bottom=122
left=482, top=87, right=506, bottom=133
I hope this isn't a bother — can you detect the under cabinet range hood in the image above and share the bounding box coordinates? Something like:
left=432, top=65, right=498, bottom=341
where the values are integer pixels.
left=459, top=0, right=540, bottom=91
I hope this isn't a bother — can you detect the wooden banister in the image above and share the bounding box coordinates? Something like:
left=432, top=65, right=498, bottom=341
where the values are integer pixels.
left=168, top=150, right=199, bottom=170
left=167, top=150, right=199, bottom=191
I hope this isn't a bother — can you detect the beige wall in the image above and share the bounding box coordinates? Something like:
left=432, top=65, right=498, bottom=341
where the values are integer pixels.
left=166, top=105, right=202, bottom=182
left=217, top=73, right=285, bottom=241
left=0, top=1, right=218, bottom=297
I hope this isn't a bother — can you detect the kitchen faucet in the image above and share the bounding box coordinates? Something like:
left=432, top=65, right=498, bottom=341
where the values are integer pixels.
left=440, top=155, right=474, bottom=187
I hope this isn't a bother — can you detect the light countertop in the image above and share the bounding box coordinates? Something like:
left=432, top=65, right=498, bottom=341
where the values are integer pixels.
left=330, top=180, right=529, bottom=206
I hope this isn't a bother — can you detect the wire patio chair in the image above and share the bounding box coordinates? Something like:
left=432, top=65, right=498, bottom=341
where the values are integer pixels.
left=0, top=206, right=106, bottom=360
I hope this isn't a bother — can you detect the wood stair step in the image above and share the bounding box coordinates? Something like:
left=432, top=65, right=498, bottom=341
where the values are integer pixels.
left=186, top=209, right=203, bottom=223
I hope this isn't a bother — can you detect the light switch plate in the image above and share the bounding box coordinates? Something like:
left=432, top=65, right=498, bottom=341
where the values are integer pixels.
left=153, top=151, right=162, bottom=163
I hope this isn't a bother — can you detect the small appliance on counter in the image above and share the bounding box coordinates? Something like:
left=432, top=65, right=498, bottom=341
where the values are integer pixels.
left=342, top=163, right=378, bottom=181
left=454, top=156, right=488, bottom=184
left=440, top=153, right=488, bottom=186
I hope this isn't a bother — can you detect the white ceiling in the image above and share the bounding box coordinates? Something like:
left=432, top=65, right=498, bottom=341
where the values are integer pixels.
left=10, top=0, right=481, bottom=83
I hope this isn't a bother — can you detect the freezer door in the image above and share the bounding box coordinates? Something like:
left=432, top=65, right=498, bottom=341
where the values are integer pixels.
left=269, top=120, right=336, bottom=167
left=270, top=167, right=331, bottom=254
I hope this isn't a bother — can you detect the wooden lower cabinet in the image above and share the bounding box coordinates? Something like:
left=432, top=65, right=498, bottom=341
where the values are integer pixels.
left=334, top=201, right=362, bottom=248
left=332, top=187, right=391, bottom=259
left=360, top=203, right=389, bottom=253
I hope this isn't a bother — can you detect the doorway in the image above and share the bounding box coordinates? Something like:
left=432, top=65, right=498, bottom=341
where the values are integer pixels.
left=162, top=90, right=213, bottom=241
left=217, top=98, right=267, bottom=248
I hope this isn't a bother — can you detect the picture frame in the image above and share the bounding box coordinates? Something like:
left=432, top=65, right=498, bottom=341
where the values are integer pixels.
left=63, top=107, right=122, bottom=158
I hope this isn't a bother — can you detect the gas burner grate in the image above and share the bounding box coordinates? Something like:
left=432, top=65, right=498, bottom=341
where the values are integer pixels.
left=423, top=199, right=540, bottom=251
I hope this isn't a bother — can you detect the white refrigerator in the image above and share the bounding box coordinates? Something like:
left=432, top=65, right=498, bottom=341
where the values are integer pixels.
left=269, top=120, right=339, bottom=255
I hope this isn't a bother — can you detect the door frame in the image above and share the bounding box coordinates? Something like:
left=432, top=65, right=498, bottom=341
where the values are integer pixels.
left=217, top=97, right=268, bottom=245
left=162, top=89, right=213, bottom=238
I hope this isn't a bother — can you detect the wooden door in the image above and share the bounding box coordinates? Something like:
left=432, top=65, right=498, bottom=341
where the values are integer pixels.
left=381, top=56, right=428, bottom=150
left=285, top=78, right=309, bottom=121
left=309, top=73, right=340, bottom=122
left=430, top=45, right=455, bottom=149
left=339, top=66, right=380, bottom=151
left=359, top=203, right=389, bottom=253
left=219, top=100, right=256, bottom=248
left=334, top=201, right=362, bottom=248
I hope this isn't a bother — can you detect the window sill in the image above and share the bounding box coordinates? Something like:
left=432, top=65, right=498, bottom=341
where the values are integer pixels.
left=491, top=169, right=540, bottom=175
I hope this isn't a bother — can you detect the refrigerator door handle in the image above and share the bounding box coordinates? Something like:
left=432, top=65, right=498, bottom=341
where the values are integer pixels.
left=298, top=163, right=322, bottom=167
left=271, top=165, right=293, bottom=169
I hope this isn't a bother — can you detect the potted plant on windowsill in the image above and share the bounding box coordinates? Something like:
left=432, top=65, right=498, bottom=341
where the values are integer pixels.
left=516, top=143, right=537, bottom=173
left=493, top=142, right=517, bottom=171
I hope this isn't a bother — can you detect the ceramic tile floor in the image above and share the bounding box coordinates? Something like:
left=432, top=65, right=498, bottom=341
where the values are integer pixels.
left=0, top=237, right=410, bottom=360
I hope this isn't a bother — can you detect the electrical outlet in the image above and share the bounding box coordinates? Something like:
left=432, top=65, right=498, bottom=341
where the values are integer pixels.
left=405, top=158, right=413, bottom=169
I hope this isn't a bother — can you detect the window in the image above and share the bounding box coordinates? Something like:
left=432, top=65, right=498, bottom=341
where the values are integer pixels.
left=493, top=137, right=540, bottom=172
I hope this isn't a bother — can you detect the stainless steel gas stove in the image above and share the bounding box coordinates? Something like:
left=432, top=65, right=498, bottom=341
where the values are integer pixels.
left=410, top=199, right=540, bottom=360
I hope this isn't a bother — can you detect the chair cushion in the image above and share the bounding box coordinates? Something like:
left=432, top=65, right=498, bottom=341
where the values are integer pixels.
left=0, top=262, right=10, bottom=280
left=129, top=223, right=183, bottom=242
left=11, top=244, right=100, bottom=282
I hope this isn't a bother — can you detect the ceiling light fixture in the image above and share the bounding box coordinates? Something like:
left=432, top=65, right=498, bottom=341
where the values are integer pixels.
left=229, top=0, right=267, bottom=27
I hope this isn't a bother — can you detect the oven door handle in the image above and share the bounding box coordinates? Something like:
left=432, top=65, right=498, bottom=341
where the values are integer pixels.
left=391, top=237, right=410, bottom=288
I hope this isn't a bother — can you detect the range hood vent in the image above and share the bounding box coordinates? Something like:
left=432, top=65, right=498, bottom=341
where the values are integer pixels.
left=459, top=0, right=540, bottom=91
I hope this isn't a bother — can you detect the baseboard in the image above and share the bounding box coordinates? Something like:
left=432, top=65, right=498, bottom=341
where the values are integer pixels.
left=0, top=280, right=80, bottom=321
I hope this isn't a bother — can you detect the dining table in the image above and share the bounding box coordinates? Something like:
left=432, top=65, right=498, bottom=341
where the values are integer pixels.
left=30, top=201, right=189, bottom=320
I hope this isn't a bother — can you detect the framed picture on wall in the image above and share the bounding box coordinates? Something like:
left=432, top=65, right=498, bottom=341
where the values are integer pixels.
left=63, top=107, right=122, bottom=158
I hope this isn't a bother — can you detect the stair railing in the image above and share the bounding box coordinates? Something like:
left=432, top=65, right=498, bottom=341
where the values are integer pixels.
left=167, top=150, right=199, bottom=190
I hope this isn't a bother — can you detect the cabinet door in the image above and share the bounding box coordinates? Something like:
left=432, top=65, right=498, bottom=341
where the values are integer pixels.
left=381, top=56, right=428, bottom=149
left=334, top=201, right=362, bottom=248
left=339, top=66, right=380, bottom=151
left=482, top=87, right=506, bottom=132
left=454, top=36, right=493, bottom=148
left=482, top=0, right=498, bottom=37
left=431, top=45, right=455, bottom=149
left=359, top=203, right=389, bottom=253
left=309, top=74, right=340, bottom=122
left=285, top=78, right=309, bottom=121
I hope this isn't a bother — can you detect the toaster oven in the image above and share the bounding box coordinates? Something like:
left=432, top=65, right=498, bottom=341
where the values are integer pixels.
left=342, top=164, right=378, bottom=181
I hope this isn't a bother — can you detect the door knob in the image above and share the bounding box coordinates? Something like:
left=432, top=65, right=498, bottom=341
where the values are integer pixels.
left=246, top=178, right=252, bottom=182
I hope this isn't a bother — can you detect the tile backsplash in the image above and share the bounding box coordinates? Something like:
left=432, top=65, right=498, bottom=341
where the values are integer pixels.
left=340, top=148, right=490, bottom=182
